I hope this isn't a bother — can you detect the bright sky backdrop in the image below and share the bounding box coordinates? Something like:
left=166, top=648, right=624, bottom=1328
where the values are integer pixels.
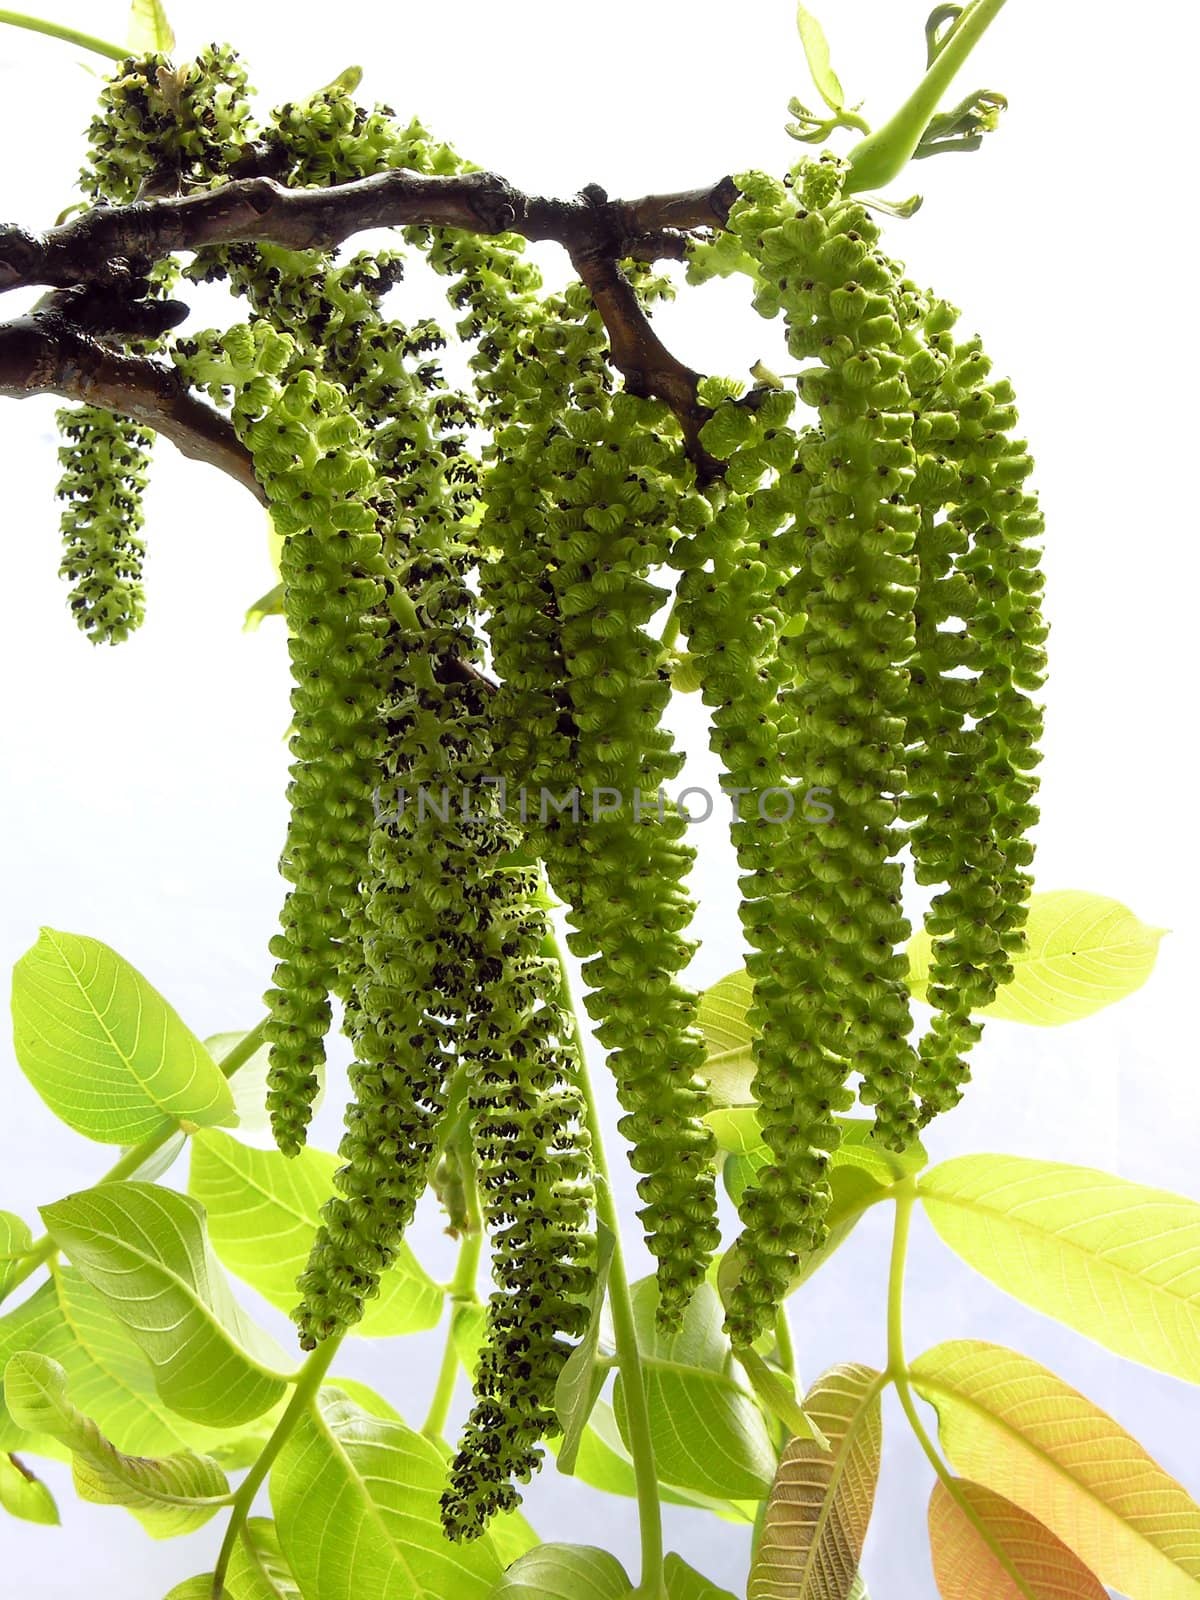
left=1, top=3, right=1198, bottom=1595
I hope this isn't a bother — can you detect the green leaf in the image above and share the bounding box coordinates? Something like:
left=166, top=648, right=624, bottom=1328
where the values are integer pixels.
left=0, top=1280, right=74, bottom=1453
left=0, top=1211, right=33, bottom=1301
left=705, top=1105, right=765, bottom=1157
left=835, top=1119, right=927, bottom=1184
left=41, top=1183, right=291, bottom=1426
left=613, top=1278, right=776, bottom=1501
left=127, top=0, right=174, bottom=53
left=12, top=930, right=236, bottom=1143
left=228, top=1517, right=303, bottom=1600
left=320, top=1379, right=403, bottom=1423
left=272, top=1392, right=503, bottom=1600
left=664, top=1552, right=738, bottom=1598
left=548, top=1400, right=755, bottom=1521
left=0, top=1271, right=272, bottom=1469
left=0, top=1451, right=59, bottom=1524
left=920, top=1154, right=1200, bottom=1385
left=452, top=1300, right=488, bottom=1379
left=911, top=1340, right=1200, bottom=1600
left=489, top=1543, right=632, bottom=1599
left=928, top=1477, right=1108, bottom=1599
left=320, top=65, right=363, bottom=95
left=2, top=1268, right=255, bottom=1461
left=748, top=1364, right=883, bottom=1600
left=243, top=583, right=285, bottom=634
left=554, top=1221, right=615, bottom=1473
left=907, top=891, right=1165, bottom=1025
left=189, top=1129, right=442, bottom=1337
left=696, top=970, right=755, bottom=1107
left=119, top=1131, right=189, bottom=1183
left=4, top=1352, right=229, bottom=1537
left=163, top=1580, right=219, bottom=1600
left=723, top=1121, right=925, bottom=1295
left=734, top=1348, right=824, bottom=1445
left=795, top=3, right=846, bottom=111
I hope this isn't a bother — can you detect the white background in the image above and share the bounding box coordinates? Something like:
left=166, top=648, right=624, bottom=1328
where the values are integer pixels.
left=1, top=2, right=1198, bottom=1595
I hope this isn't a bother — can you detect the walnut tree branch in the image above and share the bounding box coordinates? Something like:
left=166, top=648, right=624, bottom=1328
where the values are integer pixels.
left=0, top=167, right=739, bottom=475
left=0, top=309, right=263, bottom=498
left=0, top=305, right=497, bottom=692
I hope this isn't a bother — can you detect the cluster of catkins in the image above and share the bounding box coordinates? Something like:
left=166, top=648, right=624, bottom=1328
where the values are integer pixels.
left=60, top=48, right=1044, bottom=1522
left=683, top=158, right=1044, bottom=1342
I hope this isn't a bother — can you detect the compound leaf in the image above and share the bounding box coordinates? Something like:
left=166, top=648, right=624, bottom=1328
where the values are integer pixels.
left=912, top=1340, right=1200, bottom=1600
left=928, top=1477, right=1107, bottom=1599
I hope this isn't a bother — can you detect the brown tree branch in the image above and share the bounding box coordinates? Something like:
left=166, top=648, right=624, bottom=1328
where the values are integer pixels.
left=0, top=306, right=498, bottom=692
left=0, top=167, right=738, bottom=477
left=0, top=311, right=263, bottom=499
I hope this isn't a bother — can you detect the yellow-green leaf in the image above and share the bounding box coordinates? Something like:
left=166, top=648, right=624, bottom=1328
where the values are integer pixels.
left=127, top=0, right=175, bottom=54
left=911, top=1340, right=1200, bottom=1600
left=188, top=1130, right=442, bottom=1337
left=696, top=970, right=755, bottom=1107
left=664, top=1553, right=738, bottom=1599
left=0, top=1451, right=59, bottom=1524
left=12, top=929, right=235, bottom=1143
left=0, top=1212, right=33, bottom=1302
left=490, top=1543, right=632, bottom=1598
left=613, top=1278, right=776, bottom=1501
left=272, top=1393, right=502, bottom=1600
left=205, top=1031, right=275, bottom=1136
left=928, top=1477, right=1108, bottom=1599
left=796, top=3, right=845, bottom=111
left=920, top=1154, right=1200, bottom=1384
left=229, top=1517, right=303, bottom=1599
left=554, top=1222, right=615, bottom=1473
left=4, top=1352, right=228, bottom=1537
left=748, top=1364, right=883, bottom=1600
left=41, top=1183, right=291, bottom=1427
left=907, top=891, right=1165, bottom=1025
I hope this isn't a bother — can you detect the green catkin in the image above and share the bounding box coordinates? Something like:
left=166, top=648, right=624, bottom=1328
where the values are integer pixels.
left=80, top=45, right=255, bottom=204
left=55, top=406, right=153, bottom=644
left=679, top=160, right=1044, bottom=1340
left=174, top=322, right=390, bottom=1155
left=901, top=296, right=1046, bottom=1120
left=472, top=279, right=720, bottom=1324
left=673, top=386, right=853, bottom=1343
left=691, top=166, right=923, bottom=1344
left=442, top=884, right=594, bottom=1539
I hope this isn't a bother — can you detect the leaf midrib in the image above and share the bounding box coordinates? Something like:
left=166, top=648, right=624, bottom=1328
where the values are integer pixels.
left=42, top=930, right=164, bottom=1107
left=793, top=1374, right=884, bottom=1599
